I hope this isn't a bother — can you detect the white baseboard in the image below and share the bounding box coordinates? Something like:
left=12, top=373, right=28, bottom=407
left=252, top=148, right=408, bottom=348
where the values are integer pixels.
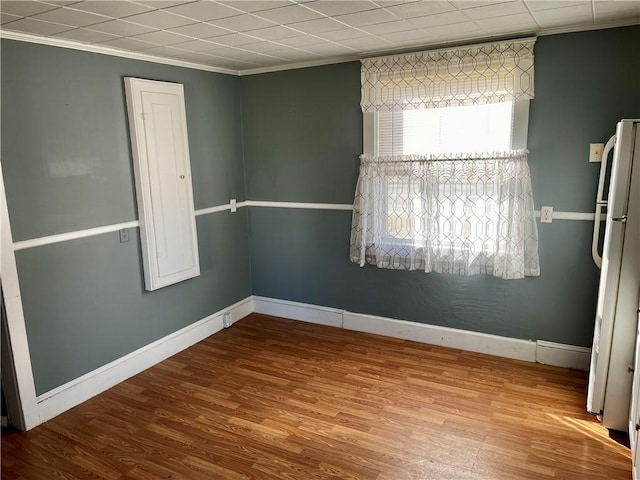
left=343, top=311, right=537, bottom=362
left=253, top=296, right=590, bottom=370
left=535, top=340, right=591, bottom=371
left=36, top=296, right=253, bottom=424
left=253, top=296, right=343, bottom=328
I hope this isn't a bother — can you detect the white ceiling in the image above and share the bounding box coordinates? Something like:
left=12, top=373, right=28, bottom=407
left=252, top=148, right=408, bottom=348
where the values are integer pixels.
left=1, top=0, right=639, bottom=74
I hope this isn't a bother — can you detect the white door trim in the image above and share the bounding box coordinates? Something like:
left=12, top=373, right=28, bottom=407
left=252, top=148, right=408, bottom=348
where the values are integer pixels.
left=0, top=165, right=39, bottom=430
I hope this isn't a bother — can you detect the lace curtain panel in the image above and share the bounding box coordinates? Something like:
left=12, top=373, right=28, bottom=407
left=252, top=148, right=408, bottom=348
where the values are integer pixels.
left=349, top=151, right=540, bottom=279
left=361, top=38, right=535, bottom=112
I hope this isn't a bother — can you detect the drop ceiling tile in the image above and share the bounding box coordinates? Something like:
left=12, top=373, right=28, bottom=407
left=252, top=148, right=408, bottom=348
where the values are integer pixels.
left=1, top=13, right=22, bottom=24
left=88, top=19, right=156, bottom=36
left=169, top=38, right=223, bottom=51
left=406, top=10, right=468, bottom=28
left=424, top=20, right=482, bottom=36
left=301, top=42, right=358, bottom=55
left=525, top=1, right=590, bottom=12
left=169, top=51, right=222, bottom=62
left=482, top=22, right=538, bottom=35
left=304, top=1, right=379, bottom=16
left=266, top=48, right=323, bottom=61
left=40, top=1, right=79, bottom=5
left=247, top=24, right=301, bottom=40
left=317, top=27, right=371, bottom=41
left=68, top=1, right=153, bottom=18
left=165, top=1, right=242, bottom=21
left=363, top=19, right=420, bottom=35
left=0, top=1, right=58, bottom=17
left=135, top=1, right=194, bottom=7
left=531, top=4, right=593, bottom=26
left=218, top=1, right=292, bottom=13
left=167, top=22, right=233, bottom=38
left=100, top=37, right=159, bottom=51
left=208, top=48, right=271, bottom=61
left=474, top=12, right=537, bottom=28
left=373, top=1, right=412, bottom=6
left=451, top=1, right=506, bottom=9
left=274, top=34, right=327, bottom=46
left=208, top=13, right=276, bottom=32
left=381, top=28, right=430, bottom=43
left=460, top=1, right=528, bottom=20
left=387, top=1, right=456, bottom=19
left=2, top=17, right=72, bottom=35
left=289, top=17, right=348, bottom=33
left=338, top=35, right=394, bottom=49
left=593, top=1, right=640, bottom=22
left=53, top=27, right=119, bottom=43
left=240, top=41, right=289, bottom=53
left=31, top=7, right=112, bottom=27
left=124, top=10, right=195, bottom=29
left=208, top=32, right=261, bottom=46
left=141, top=45, right=192, bottom=57
left=256, top=4, right=324, bottom=23
left=131, top=29, right=192, bottom=45
left=336, top=8, right=399, bottom=27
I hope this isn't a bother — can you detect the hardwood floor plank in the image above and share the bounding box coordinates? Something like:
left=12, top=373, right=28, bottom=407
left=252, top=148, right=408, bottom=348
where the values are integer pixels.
left=2, top=313, right=631, bottom=479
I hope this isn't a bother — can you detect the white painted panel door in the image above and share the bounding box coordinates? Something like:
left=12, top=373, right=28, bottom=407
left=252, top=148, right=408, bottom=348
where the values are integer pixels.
left=125, top=78, right=199, bottom=291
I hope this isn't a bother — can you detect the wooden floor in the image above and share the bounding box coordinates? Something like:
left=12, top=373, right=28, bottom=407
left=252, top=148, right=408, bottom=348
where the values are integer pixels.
left=1, top=313, right=631, bottom=479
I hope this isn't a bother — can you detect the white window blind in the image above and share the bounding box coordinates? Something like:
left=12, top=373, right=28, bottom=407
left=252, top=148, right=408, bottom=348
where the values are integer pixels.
left=378, top=102, right=514, bottom=156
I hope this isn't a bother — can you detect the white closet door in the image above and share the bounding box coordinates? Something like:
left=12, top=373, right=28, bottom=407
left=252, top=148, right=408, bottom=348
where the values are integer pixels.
left=125, top=78, right=200, bottom=291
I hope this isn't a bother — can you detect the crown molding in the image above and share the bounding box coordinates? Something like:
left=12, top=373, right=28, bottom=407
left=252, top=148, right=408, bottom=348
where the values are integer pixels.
left=2, top=19, right=638, bottom=77
left=537, top=17, right=639, bottom=37
left=236, top=55, right=361, bottom=76
left=0, top=30, right=239, bottom=76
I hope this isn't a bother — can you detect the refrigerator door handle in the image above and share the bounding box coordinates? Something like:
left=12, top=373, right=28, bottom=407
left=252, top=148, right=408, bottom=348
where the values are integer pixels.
left=592, top=134, right=617, bottom=268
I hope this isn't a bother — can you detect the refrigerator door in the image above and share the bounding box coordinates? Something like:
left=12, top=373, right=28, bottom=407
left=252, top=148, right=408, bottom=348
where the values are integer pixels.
left=587, top=120, right=636, bottom=416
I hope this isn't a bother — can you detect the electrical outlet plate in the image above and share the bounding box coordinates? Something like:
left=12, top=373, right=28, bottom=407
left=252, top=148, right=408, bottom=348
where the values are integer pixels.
left=119, top=228, right=130, bottom=242
left=540, top=206, right=553, bottom=223
left=589, top=143, right=604, bottom=162
left=230, top=198, right=237, bottom=213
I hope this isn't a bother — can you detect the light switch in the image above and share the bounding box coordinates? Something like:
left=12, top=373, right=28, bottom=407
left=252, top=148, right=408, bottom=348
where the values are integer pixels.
left=589, top=143, right=604, bottom=162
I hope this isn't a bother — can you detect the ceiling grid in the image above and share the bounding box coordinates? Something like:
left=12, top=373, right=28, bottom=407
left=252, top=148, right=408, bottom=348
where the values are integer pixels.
left=0, top=0, right=638, bottom=74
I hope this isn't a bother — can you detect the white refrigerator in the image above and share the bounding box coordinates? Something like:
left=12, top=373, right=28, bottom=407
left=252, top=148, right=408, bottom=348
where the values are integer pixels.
left=587, top=119, right=640, bottom=432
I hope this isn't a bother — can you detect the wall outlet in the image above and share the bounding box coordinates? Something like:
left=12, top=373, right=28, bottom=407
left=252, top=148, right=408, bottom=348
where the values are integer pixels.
left=230, top=198, right=237, bottom=213
left=540, top=206, right=554, bottom=223
left=119, top=228, right=130, bottom=242
left=222, top=312, right=231, bottom=328
left=589, top=143, right=604, bottom=162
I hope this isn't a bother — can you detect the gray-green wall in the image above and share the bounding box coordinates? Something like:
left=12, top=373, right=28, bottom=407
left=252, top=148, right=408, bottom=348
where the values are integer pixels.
left=1, top=40, right=251, bottom=394
left=242, top=26, right=640, bottom=348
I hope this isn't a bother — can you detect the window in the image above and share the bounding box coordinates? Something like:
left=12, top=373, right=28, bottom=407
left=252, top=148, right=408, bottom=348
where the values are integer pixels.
left=350, top=39, right=540, bottom=279
left=377, top=101, right=514, bottom=156
left=373, top=100, right=530, bottom=249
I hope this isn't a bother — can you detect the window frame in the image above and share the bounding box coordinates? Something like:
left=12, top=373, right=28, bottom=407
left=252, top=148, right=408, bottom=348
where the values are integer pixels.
left=363, top=100, right=531, bottom=253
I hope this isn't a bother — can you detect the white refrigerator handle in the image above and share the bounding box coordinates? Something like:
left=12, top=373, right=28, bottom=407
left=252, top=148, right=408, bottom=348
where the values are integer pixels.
left=592, top=134, right=617, bottom=268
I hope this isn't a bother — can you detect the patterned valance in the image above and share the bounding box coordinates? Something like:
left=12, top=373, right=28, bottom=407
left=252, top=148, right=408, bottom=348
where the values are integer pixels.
left=361, top=37, right=536, bottom=112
